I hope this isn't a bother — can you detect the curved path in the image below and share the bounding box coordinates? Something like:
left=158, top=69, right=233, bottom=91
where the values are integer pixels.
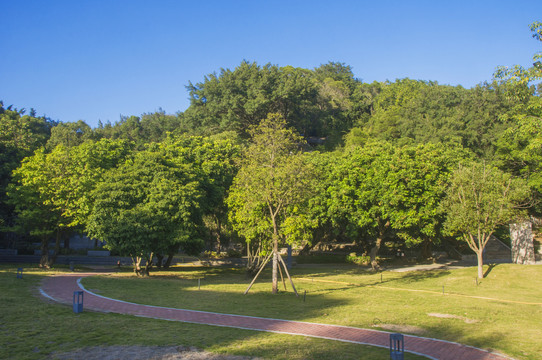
left=40, top=273, right=513, bottom=360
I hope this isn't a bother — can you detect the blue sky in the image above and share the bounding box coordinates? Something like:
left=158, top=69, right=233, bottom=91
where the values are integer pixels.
left=1, top=0, right=541, bottom=128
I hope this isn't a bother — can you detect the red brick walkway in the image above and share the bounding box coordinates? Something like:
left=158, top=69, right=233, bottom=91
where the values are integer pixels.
left=40, top=273, right=514, bottom=360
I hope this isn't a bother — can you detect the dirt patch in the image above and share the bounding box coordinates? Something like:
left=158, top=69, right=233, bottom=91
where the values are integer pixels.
left=372, top=324, right=427, bottom=335
left=48, top=345, right=263, bottom=360
left=427, top=312, right=479, bottom=324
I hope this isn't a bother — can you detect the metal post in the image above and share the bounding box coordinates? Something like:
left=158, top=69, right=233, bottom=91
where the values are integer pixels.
left=390, top=333, right=404, bottom=360
left=73, top=291, right=84, bottom=313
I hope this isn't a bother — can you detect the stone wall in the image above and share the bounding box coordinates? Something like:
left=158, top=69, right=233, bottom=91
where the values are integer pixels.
left=510, top=222, right=536, bottom=265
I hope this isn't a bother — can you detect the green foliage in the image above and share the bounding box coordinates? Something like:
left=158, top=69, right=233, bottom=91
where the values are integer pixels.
left=46, top=120, right=94, bottom=150
left=351, top=79, right=517, bottom=158
left=443, top=162, right=530, bottom=277
left=158, top=134, right=241, bottom=251
left=7, top=149, right=62, bottom=239
left=0, top=102, right=54, bottom=234
left=182, top=61, right=368, bottom=146
left=328, top=141, right=468, bottom=265
left=87, top=148, right=205, bottom=274
left=493, top=22, right=542, bottom=215
left=227, top=114, right=315, bottom=248
left=345, top=252, right=371, bottom=265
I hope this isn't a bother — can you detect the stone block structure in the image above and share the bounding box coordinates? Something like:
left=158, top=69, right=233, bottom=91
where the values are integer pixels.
left=510, top=222, right=536, bottom=264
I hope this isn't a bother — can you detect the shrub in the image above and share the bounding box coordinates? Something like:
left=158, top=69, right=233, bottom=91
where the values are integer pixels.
left=346, top=252, right=371, bottom=266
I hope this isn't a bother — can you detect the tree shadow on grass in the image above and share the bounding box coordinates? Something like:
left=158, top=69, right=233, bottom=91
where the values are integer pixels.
left=483, top=263, right=498, bottom=278
left=414, top=322, right=521, bottom=360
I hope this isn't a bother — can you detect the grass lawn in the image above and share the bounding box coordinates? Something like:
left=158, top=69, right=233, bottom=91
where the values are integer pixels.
left=1, top=263, right=541, bottom=359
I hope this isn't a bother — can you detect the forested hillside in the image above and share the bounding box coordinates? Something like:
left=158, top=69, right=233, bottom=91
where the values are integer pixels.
left=1, top=22, right=541, bottom=276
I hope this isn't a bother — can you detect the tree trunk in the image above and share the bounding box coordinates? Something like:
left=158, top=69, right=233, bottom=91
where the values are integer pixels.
left=369, top=237, right=382, bottom=271
left=49, top=229, right=62, bottom=267
left=216, top=216, right=222, bottom=253
left=143, top=252, right=154, bottom=276
left=421, top=238, right=432, bottom=259
left=370, top=219, right=389, bottom=270
left=155, top=253, right=164, bottom=269
left=39, top=236, right=50, bottom=269
left=132, top=256, right=143, bottom=276
left=272, top=239, right=278, bottom=294
left=164, top=253, right=174, bottom=269
left=476, top=250, right=484, bottom=279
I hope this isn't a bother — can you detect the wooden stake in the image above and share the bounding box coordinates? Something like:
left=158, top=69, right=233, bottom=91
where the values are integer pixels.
left=278, top=254, right=299, bottom=297
left=278, top=257, right=287, bottom=291
left=244, top=253, right=273, bottom=295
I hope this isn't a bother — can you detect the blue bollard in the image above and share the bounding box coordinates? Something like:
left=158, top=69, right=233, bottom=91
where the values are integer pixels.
left=390, top=333, right=404, bottom=360
left=73, top=291, right=84, bottom=313
left=16, top=268, right=23, bottom=279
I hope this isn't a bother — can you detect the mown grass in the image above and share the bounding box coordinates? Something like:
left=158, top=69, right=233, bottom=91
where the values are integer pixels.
left=80, top=263, right=542, bottom=360
left=0, top=263, right=428, bottom=360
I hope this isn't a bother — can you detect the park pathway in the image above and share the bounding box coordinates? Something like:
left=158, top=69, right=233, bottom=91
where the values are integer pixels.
left=40, top=273, right=513, bottom=360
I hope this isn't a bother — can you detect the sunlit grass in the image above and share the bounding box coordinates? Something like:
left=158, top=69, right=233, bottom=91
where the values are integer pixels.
left=82, top=263, right=542, bottom=360
left=0, top=264, right=427, bottom=360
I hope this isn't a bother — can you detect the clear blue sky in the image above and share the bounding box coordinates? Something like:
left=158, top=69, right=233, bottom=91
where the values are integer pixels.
left=1, top=0, right=541, bottom=128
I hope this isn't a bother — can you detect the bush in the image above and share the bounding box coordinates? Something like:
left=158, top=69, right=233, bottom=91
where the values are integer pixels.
left=346, top=253, right=371, bottom=266
left=226, top=249, right=242, bottom=258
left=203, top=250, right=223, bottom=259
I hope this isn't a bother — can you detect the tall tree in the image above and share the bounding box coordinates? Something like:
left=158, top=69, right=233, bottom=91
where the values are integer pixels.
left=7, top=149, right=62, bottom=267
left=184, top=61, right=324, bottom=138
left=6, top=139, right=132, bottom=266
left=0, top=102, right=55, bottom=240
left=158, top=134, right=241, bottom=257
left=227, top=114, right=313, bottom=294
left=443, top=163, right=530, bottom=278
left=328, top=141, right=465, bottom=268
left=87, top=147, right=205, bottom=276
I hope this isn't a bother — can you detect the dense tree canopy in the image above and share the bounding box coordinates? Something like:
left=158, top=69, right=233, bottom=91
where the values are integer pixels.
left=2, top=22, right=542, bottom=278
left=327, top=141, right=467, bottom=269
left=87, top=147, right=204, bottom=275
left=0, top=102, right=56, bottom=238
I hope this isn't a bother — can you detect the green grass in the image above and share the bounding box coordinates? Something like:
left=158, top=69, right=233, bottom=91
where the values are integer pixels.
left=2, top=263, right=541, bottom=359
left=80, top=263, right=542, bottom=360
left=0, top=264, right=427, bottom=360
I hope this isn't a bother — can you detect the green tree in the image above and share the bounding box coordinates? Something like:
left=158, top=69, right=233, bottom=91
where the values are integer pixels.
left=227, top=114, right=313, bottom=294
left=6, top=139, right=132, bottom=266
left=443, top=163, right=530, bottom=278
left=158, top=134, right=241, bottom=257
left=46, top=120, right=94, bottom=150
left=0, top=102, right=54, bottom=238
left=350, top=79, right=516, bottom=158
left=7, top=149, right=62, bottom=267
left=87, top=148, right=204, bottom=276
left=328, top=141, right=464, bottom=268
